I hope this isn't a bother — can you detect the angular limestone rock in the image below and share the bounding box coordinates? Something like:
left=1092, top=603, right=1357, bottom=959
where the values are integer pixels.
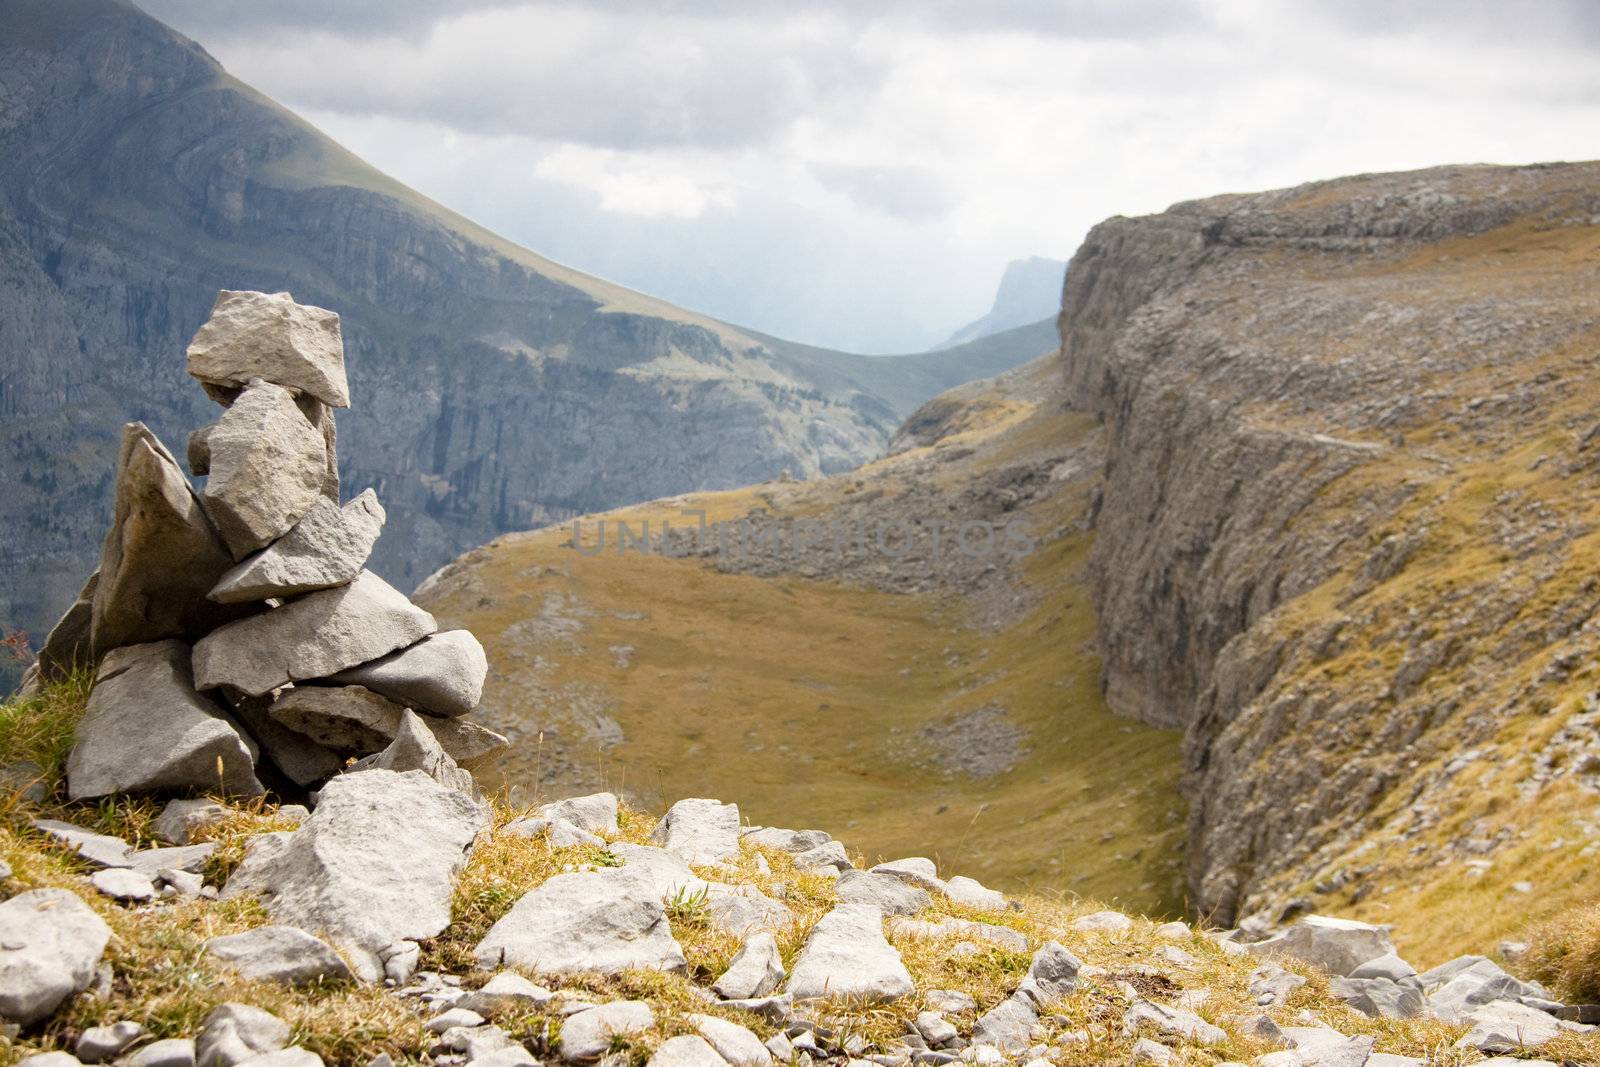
left=0, top=889, right=113, bottom=1026
left=227, top=697, right=344, bottom=788
left=200, top=381, right=328, bottom=559
left=559, top=1002, right=654, bottom=1062
left=204, top=926, right=353, bottom=986
left=296, top=395, right=341, bottom=501
left=222, top=768, right=486, bottom=981
left=649, top=797, right=741, bottom=866
left=154, top=799, right=230, bottom=846
left=785, top=903, right=914, bottom=1002
left=90, top=423, right=241, bottom=657
left=473, top=868, right=687, bottom=978
left=266, top=685, right=507, bottom=768
left=195, top=1003, right=290, bottom=1067
left=534, top=793, right=620, bottom=835
left=36, top=570, right=98, bottom=681
left=192, top=571, right=436, bottom=697
left=1250, top=914, right=1396, bottom=977
left=187, top=291, right=349, bottom=408
left=328, top=630, right=487, bottom=718
left=66, top=640, right=263, bottom=800
left=210, top=492, right=385, bottom=604
left=712, top=932, right=785, bottom=1000
left=350, top=709, right=475, bottom=794
left=835, top=870, right=932, bottom=917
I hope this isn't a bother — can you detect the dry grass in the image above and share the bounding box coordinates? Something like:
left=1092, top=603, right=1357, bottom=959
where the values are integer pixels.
left=1525, top=900, right=1600, bottom=1004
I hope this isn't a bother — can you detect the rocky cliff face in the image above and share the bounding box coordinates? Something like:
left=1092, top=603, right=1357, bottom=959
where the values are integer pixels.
left=1060, top=161, right=1600, bottom=953
left=0, top=0, right=1036, bottom=674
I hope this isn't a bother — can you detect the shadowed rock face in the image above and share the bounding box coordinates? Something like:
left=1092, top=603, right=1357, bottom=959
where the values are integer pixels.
left=0, top=0, right=1040, bottom=677
left=1057, top=161, right=1600, bottom=925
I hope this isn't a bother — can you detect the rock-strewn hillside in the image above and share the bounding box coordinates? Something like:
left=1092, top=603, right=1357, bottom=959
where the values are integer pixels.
left=1059, top=161, right=1600, bottom=958
left=0, top=0, right=1043, bottom=676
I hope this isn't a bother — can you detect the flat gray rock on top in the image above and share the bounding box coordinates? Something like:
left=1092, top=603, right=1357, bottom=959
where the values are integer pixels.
left=473, top=867, right=686, bottom=978
left=90, top=423, right=243, bottom=657
left=187, top=290, right=349, bottom=408
left=870, top=857, right=945, bottom=893
left=649, top=798, right=741, bottom=866
left=328, top=630, right=487, bottom=718
left=30, top=819, right=133, bottom=868
left=204, top=925, right=353, bottom=985
left=66, top=640, right=263, bottom=800
left=209, top=491, right=385, bottom=604
left=0, top=888, right=113, bottom=1026
left=192, top=570, right=436, bottom=696
left=222, top=768, right=486, bottom=981
left=200, top=380, right=329, bottom=560
left=267, top=684, right=507, bottom=768
left=785, top=903, right=914, bottom=1002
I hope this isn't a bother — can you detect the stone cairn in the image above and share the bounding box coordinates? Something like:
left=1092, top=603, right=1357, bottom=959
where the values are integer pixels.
left=24, top=289, right=504, bottom=801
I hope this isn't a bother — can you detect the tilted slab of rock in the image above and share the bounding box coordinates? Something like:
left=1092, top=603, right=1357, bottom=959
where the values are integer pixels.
left=686, top=1014, right=769, bottom=1067
left=1250, top=914, right=1396, bottom=977
left=785, top=903, right=914, bottom=1002
left=327, top=629, right=487, bottom=718
left=227, top=697, right=343, bottom=788
left=30, top=819, right=134, bottom=868
left=296, top=395, right=341, bottom=502
left=0, top=888, right=113, bottom=1026
left=196, top=1002, right=291, bottom=1067
left=350, top=709, right=476, bottom=794
left=204, top=926, right=352, bottom=986
left=473, top=868, right=686, bottom=978
left=200, top=381, right=329, bottom=559
left=869, top=857, right=945, bottom=893
left=35, top=570, right=97, bottom=681
left=835, top=870, right=931, bottom=917
left=650, top=797, right=741, bottom=866
left=713, top=932, right=785, bottom=1000
left=741, top=827, right=833, bottom=854
left=705, top=883, right=792, bottom=937
left=67, top=640, right=263, bottom=800
left=90, top=423, right=243, bottom=657
left=222, top=768, right=486, bottom=981
left=608, top=843, right=710, bottom=900
left=558, top=1001, right=655, bottom=1063
left=187, top=291, right=350, bottom=408
left=266, top=685, right=506, bottom=768
left=192, top=571, right=437, bottom=696
left=209, top=491, right=384, bottom=604
left=154, top=799, right=230, bottom=846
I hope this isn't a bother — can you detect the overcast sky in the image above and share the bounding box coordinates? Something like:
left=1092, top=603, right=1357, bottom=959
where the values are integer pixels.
left=140, top=0, right=1600, bottom=353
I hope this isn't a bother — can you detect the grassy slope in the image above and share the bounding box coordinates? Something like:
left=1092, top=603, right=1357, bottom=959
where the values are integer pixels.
left=417, top=362, right=1189, bottom=917
left=1213, top=214, right=1600, bottom=965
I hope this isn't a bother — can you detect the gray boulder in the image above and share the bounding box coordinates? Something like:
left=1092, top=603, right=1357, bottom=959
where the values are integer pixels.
left=971, top=994, right=1037, bottom=1053
left=1329, top=975, right=1425, bottom=1019
left=741, top=827, right=832, bottom=854
left=1423, top=956, right=1545, bottom=1022
left=267, top=685, right=506, bottom=768
left=890, top=916, right=1027, bottom=952
left=472, top=868, right=686, bottom=978
left=1122, top=1000, right=1227, bottom=1045
left=195, top=1003, right=290, bottom=1067
left=559, top=1001, right=654, bottom=1062
left=224, top=697, right=343, bottom=787
left=90, top=867, right=157, bottom=902
left=222, top=768, right=486, bottom=981
left=535, top=792, right=620, bottom=835
left=1018, top=941, right=1081, bottom=1003
left=1249, top=914, right=1395, bottom=977
left=870, top=857, right=944, bottom=893
left=204, top=925, right=353, bottom=985
left=66, top=640, right=263, bottom=800
left=650, top=798, right=741, bottom=865
left=1071, top=909, right=1133, bottom=933
left=30, top=819, right=132, bottom=868
left=121, top=1039, right=197, bottom=1067
left=686, top=1015, right=769, bottom=1067
left=793, top=840, right=851, bottom=874
left=199, top=380, right=328, bottom=559
left=76, top=1021, right=144, bottom=1063
left=944, top=875, right=1005, bottom=910
left=187, top=291, right=349, bottom=409
left=154, top=799, right=230, bottom=845
left=1453, top=1000, right=1567, bottom=1053
left=328, top=630, right=487, bottom=718
left=836, top=870, right=932, bottom=917
left=608, top=844, right=710, bottom=900
left=89, top=423, right=242, bottom=657
left=209, top=492, right=385, bottom=604
left=713, top=931, right=785, bottom=1000
left=646, top=1036, right=724, bottom=1067
left=192, top=570, right=437, bottom=696
left=350, top=709, right=476, bottom=794
left=706, top=883, right=791, bottom=937
left=35, top=570, right=98, bottom=682
left=785, top=903, right=914, bottom=1002
left=0, top=889, right=112, bottom=1025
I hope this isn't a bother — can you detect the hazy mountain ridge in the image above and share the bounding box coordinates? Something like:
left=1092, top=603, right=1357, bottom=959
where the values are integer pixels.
left=937, top=256, right=1065, bottom=348
left=0, top=0, right=1042, bottom=669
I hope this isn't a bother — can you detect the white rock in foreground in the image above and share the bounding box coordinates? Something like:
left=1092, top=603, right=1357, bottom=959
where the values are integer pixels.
left=559, top=1001, right=654, bottom=1062
left=193, top=571, right=436, bottom=696
left=785, top=903, right=914, bottom=1002
left=222, top=769, right=485, bottom=981
left=204, top=925, right=353, bottom=985
left=473, top=869, right=686, bottom=978
left=0, top=889, right=113, bottom=1026
left=187, top=290, right=349, bottom=408
left=650, top=798, right=741, bottom=865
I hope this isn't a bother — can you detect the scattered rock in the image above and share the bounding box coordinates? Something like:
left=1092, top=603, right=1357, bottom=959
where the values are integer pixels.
left=328, top=630, right=487, bottom=718
left=473, top=868, right=686, bottom=978
left=350, top=709, right=476, bottom=794
left=971, top=994, right=1038, bottom=1053
left=67, top=640, right=262, bottom=800
left=608, top=844, right=709, bottom=900
left=1454, top=999, right=1565, bottom=1052
left=687, top=1015, right=770, bottom=1066
left=1123, top=1001, right=1226, bottom=1045
left=29, top=819, right=132, bottom=868
left=209, top=492, right=385, bottom=603
left=0, top=888, right=113, bottom=1025
left=187, top=291, right=350, bottom=409
left=533, top=793, right=620, bottom=835
left=835, top=870, right=932, bottom=917
left=870, top=857, right=944, bottom=893
left=649, top=798, right=741, bottom=865
left=1250, top=915, right=1395, bottom=977
left=1071, top=910, right=1133, bottom=934
left=1154, top=921, right=1191, bottom=940
left=741, top=827, right=832, bottom=854
left=890, top=916, right=1028, bottom=952
left=90, top=868, right=157, bottom=902
left=204, top=925, right=353, bottom=985
left=195, top=1003, right=291, bottom=1067
left=76, top=1021, right=145, bottom=1063
left=0, top=760, right=49, bottom=805
left=793, top=840, right=851, bottom=874
left=121, top=1039, right=198, bottom=1067
left=713, top=932, right=786, bottom=1000
left=222, top=768, right=486, bottom=981
left=1329, top=975, right=1425, bottom=1019
left=154, top=799, right=231, bottom=845
left=1129, top=1039, right=1172, bottom=1065
left=267, top=685, right=506, bottom=768
left=89, top=423, right=241, bottom=657
left=785, top=903, right=914, bottom=1002
left=559, top=1001, right=654, bottom=1062
left=943, top=875, right=1005, bottom=910
left=193, top=571, right=437, bottom=697
left=924, top=989, right=976, bottom=1014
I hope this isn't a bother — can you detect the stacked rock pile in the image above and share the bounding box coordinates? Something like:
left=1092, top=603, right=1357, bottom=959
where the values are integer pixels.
left=22, top=289, right=505, bottom=800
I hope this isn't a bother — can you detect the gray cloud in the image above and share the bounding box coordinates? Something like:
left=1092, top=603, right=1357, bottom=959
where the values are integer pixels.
left=812, top=164, right=957, bottom=222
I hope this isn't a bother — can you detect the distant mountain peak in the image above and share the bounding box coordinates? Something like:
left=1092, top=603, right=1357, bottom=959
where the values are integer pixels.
left=936, top=255, right=1066, bottom=349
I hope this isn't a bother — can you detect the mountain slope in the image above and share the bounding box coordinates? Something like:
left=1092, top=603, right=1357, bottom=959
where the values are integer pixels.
left=938, top=257, right=1065, bottom=348
left=413, top=355, right=1189, bottom=916
left=0, top=0, right=1040, bottom=671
